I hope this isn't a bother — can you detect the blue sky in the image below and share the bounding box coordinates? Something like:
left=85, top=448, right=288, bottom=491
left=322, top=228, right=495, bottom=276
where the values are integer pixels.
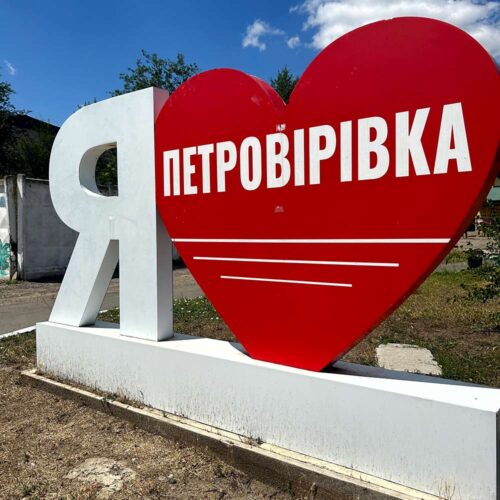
left=1, top=0, right=499, bottom=126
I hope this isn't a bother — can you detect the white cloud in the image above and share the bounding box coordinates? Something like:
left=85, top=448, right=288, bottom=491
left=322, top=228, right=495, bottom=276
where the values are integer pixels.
left=287, top=35, right=301, bottom=48
left=294, top=0, right=500, bottom=59
left=242, top=19, right=285, bottom=51
left=4, top=60, right=16, bottom=76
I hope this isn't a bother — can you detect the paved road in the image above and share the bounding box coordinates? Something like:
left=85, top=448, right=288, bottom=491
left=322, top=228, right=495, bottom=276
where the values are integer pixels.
left=0, top=268, right=203, bottom=335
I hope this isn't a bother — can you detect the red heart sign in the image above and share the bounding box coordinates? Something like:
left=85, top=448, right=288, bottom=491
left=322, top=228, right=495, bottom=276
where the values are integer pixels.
left=155, top=17, right=499, bottom=371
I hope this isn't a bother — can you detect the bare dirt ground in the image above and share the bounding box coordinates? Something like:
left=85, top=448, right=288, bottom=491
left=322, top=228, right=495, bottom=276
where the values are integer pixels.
left=0, top=237, right=497, bottom=498
left=0, top=364, right=295, bottom=499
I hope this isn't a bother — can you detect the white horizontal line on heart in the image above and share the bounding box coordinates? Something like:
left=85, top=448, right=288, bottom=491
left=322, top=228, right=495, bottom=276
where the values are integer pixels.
left=194, top=256, right=398, bottom=268
left=172, top=238, right=450, bottom=244
left=220, top=275, right=352, bottom=288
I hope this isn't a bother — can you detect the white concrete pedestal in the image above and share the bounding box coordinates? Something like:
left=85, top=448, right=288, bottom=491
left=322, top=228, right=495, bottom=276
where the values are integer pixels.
left=37, top=321, right=500, bottom=499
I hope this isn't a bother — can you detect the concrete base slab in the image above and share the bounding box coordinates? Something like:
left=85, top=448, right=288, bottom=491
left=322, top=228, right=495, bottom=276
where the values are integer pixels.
left=376, top=343, right=442, bottom=375
left=36, top=321, right=500, bottom=499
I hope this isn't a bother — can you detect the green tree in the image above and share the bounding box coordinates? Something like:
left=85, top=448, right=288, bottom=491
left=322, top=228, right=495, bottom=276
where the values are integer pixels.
left=95, top=149, right=118, bottom=188
left=96, top=50, right=199, bottom=187
left=111, top=50, right=199, bottom=96
left=0, top=73, right=19, bottom=172
left=14, top=122, right=57, bottom=179
left=0, top=74, right=15, bottom=114
left=270, top=66, right=299, bottom=104
left=464, top=200, right=500, bottom=304
left=0, top=73, right=55, bottom=179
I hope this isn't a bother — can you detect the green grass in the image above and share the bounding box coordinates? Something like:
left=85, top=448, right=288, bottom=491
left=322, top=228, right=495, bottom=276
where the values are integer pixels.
left=99, top=296, right=235, bottom=342
left=3, top=270, right=499, bottom=387
left=383, top=271, right=498, bottom=331
left=343, top=270, right=499, bottom=386
left=0, top=279, right=20, bottom=286
left=100, top=270, right=499, bottom=387
left=444, top=249, right=468, bottom=264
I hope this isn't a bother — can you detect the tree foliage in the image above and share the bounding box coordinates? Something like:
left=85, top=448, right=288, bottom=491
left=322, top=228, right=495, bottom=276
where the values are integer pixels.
left=463, top=199, right=500, bottom=304
left=95, top=149, right=118, bottom=188
left=97, top=50, right=199, bottom=187
left=111, top=50, right=200, bottom=96
left=0, top=72, right=57, bottom=179
left=0, top=76, right=15, bottom=112
left=14, top=122, right=57, bottom=179
left=0, top=73, right=18, bottom=171
left=270, top=66, right=299, bottom=104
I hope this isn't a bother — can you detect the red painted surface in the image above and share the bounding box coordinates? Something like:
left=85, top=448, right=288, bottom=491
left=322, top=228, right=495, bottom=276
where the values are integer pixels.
left=155, top=17, right=499, bottom=371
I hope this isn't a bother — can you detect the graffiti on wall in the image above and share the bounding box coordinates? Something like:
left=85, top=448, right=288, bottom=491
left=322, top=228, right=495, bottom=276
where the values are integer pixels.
left=0, top=192, right=10, bottom=278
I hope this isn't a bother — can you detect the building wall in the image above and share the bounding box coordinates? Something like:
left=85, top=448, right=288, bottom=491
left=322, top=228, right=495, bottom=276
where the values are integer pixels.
left=3, top=175, right=179, bottom=281
left=481, top=173, right=500, bottom=221
left=17, top=176, right=78, bottom=280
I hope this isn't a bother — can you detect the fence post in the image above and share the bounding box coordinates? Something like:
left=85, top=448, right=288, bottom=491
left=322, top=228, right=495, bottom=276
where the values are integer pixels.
left=16, top=174, right=25, bottom=280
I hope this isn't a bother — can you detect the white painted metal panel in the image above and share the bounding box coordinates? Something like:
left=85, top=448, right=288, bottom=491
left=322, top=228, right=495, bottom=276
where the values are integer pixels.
left=37, top=321, right=500, bottom=499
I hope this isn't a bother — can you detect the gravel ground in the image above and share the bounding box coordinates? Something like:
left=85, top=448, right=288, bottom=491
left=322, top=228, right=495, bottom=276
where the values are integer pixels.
left=0, top=366, right=295, bottom=499
left=456, top=234, right=492, bottom=250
